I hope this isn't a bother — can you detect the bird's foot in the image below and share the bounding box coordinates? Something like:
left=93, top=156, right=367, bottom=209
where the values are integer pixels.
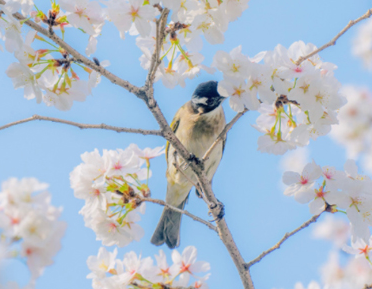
left=209, top=200, right=225, bottom=222
left=188, top=153, right=204, bottom=170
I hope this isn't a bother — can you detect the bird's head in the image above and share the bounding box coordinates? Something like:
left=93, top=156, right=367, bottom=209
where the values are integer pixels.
left=191, top=81, right=225, bottom=114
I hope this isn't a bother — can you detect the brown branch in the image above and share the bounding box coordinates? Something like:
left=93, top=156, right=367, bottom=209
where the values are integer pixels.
left=146, top=8, right=169, bottom=87
left=153, top=4, right=163, bottom=12
left=202, top=108, right=249, bottom=162
left=245, top=212, right=324, bottom=269
left=142, top=197, right=217, bottom=232
left=295, top=8, right=372, bottom=66
left=137, top=9, right=254, bottom=289
left=0, top=115, right=162, bottom=136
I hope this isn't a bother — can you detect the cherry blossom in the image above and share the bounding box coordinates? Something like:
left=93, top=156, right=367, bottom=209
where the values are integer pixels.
left=6, top=0, right=34, bottom=16
left=105, top=0, right=159, bottom=39
left=343, top=236, right=372, bottom=263
left=218, top=76, right=260, bottom=112
left=321, top=251, right=372, bottom=289
left=0, top=5, right=24, bottom=52
left=170, top=246, right=210, bottom=279
left=330, top=86, right=372, bottom=174
left=70, top=145, right=164, bottom=247
left=211, top=45, right=250, bottom=79
left=282, top=161, right=322, bottom=199
left=59, top=0, right=105, bottom=36
left=87, top=247, right=118, bottom=279
left=352, top=17, right=372, bottom=70
left=6, top=62, right=43, bottom=103
left=0, top=177, right=66, bottom=284
left=86, top=246, right=211, bottom=289
left=312, top=214, right=350, bottom=247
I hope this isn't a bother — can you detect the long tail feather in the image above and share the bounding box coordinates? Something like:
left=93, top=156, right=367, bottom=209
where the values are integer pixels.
left=150, top=198, right=187, bottom=249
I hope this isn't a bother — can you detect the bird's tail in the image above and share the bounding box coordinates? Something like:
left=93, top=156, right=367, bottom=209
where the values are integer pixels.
left=150, top=198, right=187, bottom=249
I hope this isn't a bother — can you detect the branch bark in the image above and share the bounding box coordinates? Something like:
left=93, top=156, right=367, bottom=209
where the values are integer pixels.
left=138, top=14, right=255, bottom=289
left=295, top=8, right=372, bottom=66
left=120, top=8, right=256, bottom=289
left=0, top=115, right=162, bottom=136
left=142, top=197, right=217, bottom=232
left=202, top=108, right=249, bottom=162
left=245, top=212, right=324, bottom=269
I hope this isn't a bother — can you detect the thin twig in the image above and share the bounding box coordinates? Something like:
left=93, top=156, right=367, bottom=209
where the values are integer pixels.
left=0, top=115, right=162, bottom=136
left=295, top=8, right=372, bottom=66
left=245, top=212, right=324, bottom=269
left=142, top=197, right=217, bottom=232
left=202, top=108, right=249, bottom=162
left=147, top=8, right=170, bottom=86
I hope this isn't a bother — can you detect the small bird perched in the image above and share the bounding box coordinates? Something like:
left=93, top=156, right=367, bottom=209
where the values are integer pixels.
left=151, top=81, right=226, bottom=248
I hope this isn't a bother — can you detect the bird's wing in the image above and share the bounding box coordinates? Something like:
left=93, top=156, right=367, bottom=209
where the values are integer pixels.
left=165, top=111, right=181, bottom=164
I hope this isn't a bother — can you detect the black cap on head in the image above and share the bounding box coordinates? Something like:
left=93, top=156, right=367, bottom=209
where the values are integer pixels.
left=191, top=81, right=224, bottom=113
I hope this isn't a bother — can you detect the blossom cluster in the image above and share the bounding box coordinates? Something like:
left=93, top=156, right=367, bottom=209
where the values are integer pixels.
left=70, top=144, right=164, bottom=247
left=281, top=255, right=372, bottom=289
left=1, top=0, right=251, bottom=111
left=276, top=215, right=372, bottom=289
left=214, top=42, right=345, bottom=155
left=283, top=159, right=372, bottom=264
left=352, top=17, right=372, bottom=70
left=330, top=85, right=372, bottom=173
left=87, top=246, right=210, bottom=289
left=0, top=177, right=66, bottom=285
left=1, top=1, right=109, bottom=111
left=135, top=0, right=250, bottom=88
left=314, top=216, right=372, bottom=289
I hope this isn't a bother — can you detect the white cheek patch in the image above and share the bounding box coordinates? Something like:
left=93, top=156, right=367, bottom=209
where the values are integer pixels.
left=192, top=97, right=208, bottom=105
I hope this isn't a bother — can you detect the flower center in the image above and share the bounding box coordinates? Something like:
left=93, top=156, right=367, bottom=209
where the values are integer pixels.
left=113, top=162, right=123, bottom=170
left=300, top=176, right=308, bottom=185
left=231, top=63, right=240, bottom=73
left=180, top=261, right=191, bottom=273
left=233, top=87, right=245, bottom=97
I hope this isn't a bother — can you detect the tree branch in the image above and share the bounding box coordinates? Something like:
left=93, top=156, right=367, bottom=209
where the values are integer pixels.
left=295, top=8, right=372, bottom=66
left=0, top=115, right=162, bottom=136
left=202, top=108, right=249, bottom=162
left=245, top=212, right=324, bottom=269
left=138, top=9, right=255, bottom=289
left=1, top=2, right=254, bottom=287
left=146, top=8, right=170, bottom=87
left=142, top=197, right=217, bottom=232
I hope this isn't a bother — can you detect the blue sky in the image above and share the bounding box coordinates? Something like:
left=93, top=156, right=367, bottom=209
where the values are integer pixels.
left=1, top=0, right=371, bottom=288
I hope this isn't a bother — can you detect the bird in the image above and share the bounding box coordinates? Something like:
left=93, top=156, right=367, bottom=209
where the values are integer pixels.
left=150, top=80, right=226, bottom=248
